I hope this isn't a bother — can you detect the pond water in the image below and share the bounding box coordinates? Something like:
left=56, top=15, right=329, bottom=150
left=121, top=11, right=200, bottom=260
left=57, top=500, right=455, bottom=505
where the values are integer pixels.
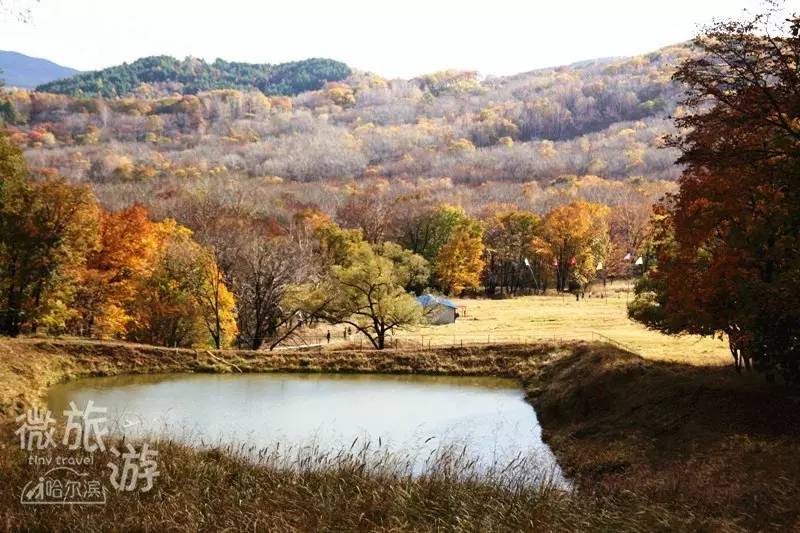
left=47, top=372, right=566, bottom=484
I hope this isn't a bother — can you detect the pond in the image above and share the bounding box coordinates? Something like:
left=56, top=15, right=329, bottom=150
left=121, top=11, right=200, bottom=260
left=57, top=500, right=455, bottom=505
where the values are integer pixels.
left=47, top=372, right=566, bottom=484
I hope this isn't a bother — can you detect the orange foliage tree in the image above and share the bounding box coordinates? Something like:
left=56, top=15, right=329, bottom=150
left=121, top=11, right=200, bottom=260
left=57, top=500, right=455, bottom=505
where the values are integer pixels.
left=629, top=10, right=800, bottom=382
left=482, top=209, right=546, bottom=296
left=72, top=205, right=161, bottom=337
left=126, top=220, right=237, bottom=348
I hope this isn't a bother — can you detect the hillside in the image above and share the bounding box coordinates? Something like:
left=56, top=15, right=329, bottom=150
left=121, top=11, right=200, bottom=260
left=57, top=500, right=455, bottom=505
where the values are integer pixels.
left=36, top=55, right=352, bottom=97
left=0, top=50, right=79, bottom=88
left=1, top=43, right=695, bottom=239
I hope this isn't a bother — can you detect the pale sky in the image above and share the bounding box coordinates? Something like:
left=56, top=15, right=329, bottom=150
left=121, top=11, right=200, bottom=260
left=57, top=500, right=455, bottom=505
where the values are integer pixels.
left=0, top=0, right=770, bottom=79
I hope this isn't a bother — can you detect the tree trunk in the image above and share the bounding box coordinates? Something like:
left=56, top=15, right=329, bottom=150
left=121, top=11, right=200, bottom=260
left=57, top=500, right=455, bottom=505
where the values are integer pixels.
left=377, top=330, right=385, bottom=349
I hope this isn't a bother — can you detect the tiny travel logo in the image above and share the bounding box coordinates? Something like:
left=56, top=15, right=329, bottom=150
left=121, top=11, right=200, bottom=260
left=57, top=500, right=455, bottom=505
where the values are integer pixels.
left=15, top=402, right=159, bottom=506
left=20, top=467, right=107, bottom=505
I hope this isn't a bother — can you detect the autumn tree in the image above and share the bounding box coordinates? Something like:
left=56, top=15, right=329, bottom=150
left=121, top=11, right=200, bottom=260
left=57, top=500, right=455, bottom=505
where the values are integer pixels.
left=233, top=234, right=313, bottom=350
left=0, top=134, right=99, bottom=334
left=393, top=202, right=467, bottom=264
left=127, top=221, right=237, bottom=348
left=0, top=75, right=17, bottom=125
left=188, top=245, right=238, bottom=349
left=608, top=194, right=654, bottom=278
left=375, top=241, right=430, bottom=294
left=539, top=201, right=610, bottom=294
left=71, top=205, right=161, bottom=338
left=337, top=183, right=393, bottom=243
left=308, top=238, right=422, bottom=349
left=127, top=230, right=203, bottom=347
left=629, top=8, right=800, bottom=382
left=435, top=218, right=485, bottom=295
left=482, top=209, right=546, bottom=295
left=314, top=221, right=365, bottom=268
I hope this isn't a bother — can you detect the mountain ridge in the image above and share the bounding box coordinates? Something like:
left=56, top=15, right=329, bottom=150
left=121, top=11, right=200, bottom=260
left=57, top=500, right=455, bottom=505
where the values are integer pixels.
left=35, top=55, right=352, bottom=98
left=0, top=50, right=80, bottom=88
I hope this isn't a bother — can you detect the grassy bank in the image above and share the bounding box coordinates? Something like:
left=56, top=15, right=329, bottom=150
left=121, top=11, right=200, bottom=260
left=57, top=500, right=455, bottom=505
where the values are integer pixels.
left=531, top=346, right=800, bottom=531
left=1, top=338, right=799, bottom=531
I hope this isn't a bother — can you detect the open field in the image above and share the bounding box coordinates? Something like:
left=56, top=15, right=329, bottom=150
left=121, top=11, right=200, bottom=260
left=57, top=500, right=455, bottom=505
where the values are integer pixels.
left=312, top=284, right=731, bottom=365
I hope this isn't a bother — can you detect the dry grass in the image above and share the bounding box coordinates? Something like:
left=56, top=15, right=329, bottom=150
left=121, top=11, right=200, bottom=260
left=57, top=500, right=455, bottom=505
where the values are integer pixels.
left=320, top=288, right=727, bottom=364
left=0, top=424, right=714, bottom=533
left=529, top=345, right=800, bottom=532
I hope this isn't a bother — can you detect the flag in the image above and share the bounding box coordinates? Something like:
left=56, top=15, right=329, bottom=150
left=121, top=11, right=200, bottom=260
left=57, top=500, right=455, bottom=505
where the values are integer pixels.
left=623, top=252, right=632, bottom=261
left=596, top=261, right=603, bottom=271
left=635, top=256, right=644, bottom=266
left=524, top=257, right=530, bottom=267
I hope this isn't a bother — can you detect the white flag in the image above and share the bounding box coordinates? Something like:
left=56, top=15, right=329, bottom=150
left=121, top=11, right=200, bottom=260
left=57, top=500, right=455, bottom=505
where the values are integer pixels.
left=524, top=257, right=530, bottom=267
left=623, top=252, right=632, bottom=261
left=596, top=261, right=603, bottom=271
left=635, top=256, right=644, bottom=266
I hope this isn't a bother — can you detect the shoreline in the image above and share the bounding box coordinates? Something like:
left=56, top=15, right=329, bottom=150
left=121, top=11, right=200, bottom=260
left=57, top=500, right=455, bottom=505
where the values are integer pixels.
left=0, top=337, right=564, bottom=419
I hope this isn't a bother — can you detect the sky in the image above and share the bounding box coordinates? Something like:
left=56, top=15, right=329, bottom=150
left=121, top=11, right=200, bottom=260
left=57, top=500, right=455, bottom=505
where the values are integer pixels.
left=0, top=0, right=770, bottom=79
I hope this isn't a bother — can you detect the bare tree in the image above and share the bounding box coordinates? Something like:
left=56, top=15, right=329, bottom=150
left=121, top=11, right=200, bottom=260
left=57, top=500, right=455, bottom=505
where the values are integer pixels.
left=233, top=235, right=312, bottom=349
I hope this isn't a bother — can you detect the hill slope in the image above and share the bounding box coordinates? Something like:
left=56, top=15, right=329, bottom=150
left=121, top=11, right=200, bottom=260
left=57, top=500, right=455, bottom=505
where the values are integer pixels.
left=6, top=44, right=695, bottom=204
left=0, top=50, right=79, bottom=88
left=36, top=56, right=352, bottom=97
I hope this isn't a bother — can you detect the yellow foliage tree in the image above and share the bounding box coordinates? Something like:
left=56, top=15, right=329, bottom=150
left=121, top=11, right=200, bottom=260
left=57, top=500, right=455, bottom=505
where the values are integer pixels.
left=435, top=219, right=485, bottom=295
left=538, top=201, right=610, bottom=293
left=448, top=137, right=476, bottom=154
left=325, top=82, right=356, bottom=107
left=0, top=133, right=100, bottom=336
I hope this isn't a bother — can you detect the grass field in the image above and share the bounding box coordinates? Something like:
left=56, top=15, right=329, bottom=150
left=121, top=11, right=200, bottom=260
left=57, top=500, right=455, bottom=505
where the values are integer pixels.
left=314, top=283, right=731, bottom=365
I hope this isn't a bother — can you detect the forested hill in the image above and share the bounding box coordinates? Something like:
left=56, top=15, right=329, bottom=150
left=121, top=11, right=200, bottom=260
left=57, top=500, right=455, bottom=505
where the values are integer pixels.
left=3, top=42, right=698, bottom=211
left=36, top=56, right=352, bottom=97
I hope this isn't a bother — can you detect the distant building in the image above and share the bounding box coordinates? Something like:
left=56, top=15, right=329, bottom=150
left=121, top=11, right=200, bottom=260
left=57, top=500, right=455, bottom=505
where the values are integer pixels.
left=416, top=294, right=459, bottom=325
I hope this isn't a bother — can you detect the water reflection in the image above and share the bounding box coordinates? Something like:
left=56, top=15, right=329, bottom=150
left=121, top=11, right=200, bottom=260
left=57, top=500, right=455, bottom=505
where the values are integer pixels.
left=47, top=372, right=566, bottom=484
